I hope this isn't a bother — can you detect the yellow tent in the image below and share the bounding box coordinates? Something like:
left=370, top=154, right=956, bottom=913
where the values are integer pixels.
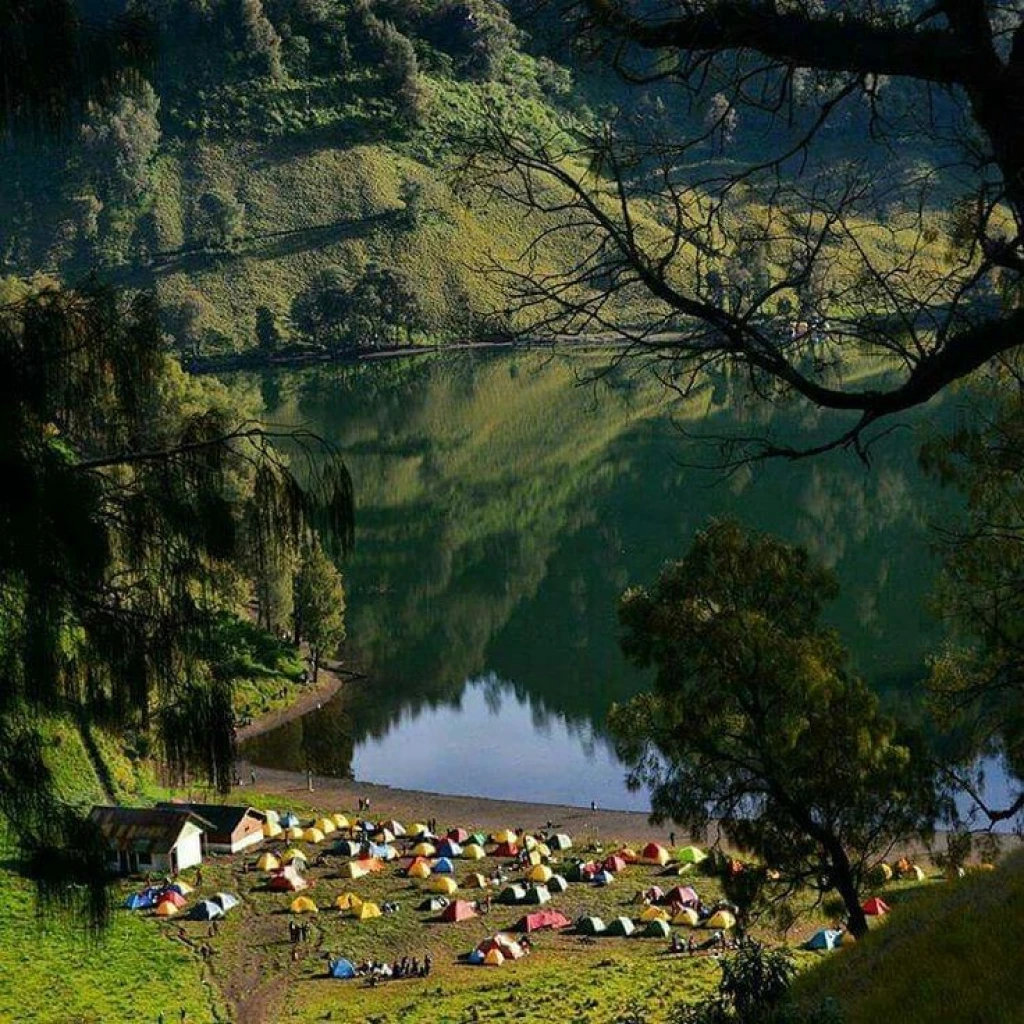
left=409, top=822, right=428, bottom=836
left=483, top=948, right=505, bottom=966
left=493, top=829, right=517, bottom=844
left=463, top=844, right=485, bottom=860
left=154, top=901, right=179, bottom=917
left=302, top=827, right=325, bottom=844
left=429, top=875, right=458, bottom=895
left=262, top=821, right=283, bottom=839
left=408, top=861, right=432, bottom=879
left=256, top=853, right=281, bottom=872
left=355, top=901, right=382, bottom=920
left=617, top=847, right=638, bottom=862
left=335, top=893, right=363, bottom=911
left=286, top=826, right=305, bottom=842
left=332, top=813, right=351, bottom=830
left=282, top=848, right=308, bottom=865
left=264, top=809, right=280, bottom=825
left=639, top=906, right=669, bottom=922
left=174, top=880, right=194, bottom=895
left=413, top=842, right=437, bottom=857
left=528, top=864, right=553, bottom=883
left=523, top=835, right=538, bottom=850
left=340, top=861, right=369, bottom=879
left=464, top=872, right=490, bottom=889
left=706, top=910, right=736, bottom=930
left=314, top=817, right=336, bottom=834
left=672, top=908, right=700, bottom=927
left=536, top=842, right=551, bottom=858
left=524, top=850, right=542, bottom=866
left=290, top=896, right=318, bottom=914
left=677, top=846, right=707, bottom=865
left=907, top=865, right=926, bottom=882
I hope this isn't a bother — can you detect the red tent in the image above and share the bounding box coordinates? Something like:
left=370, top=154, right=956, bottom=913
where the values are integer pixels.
left=403, top=856, right=433, bottom=874
left=268, top=866, right=308, bottom=892
left=493, top=841, right=519, bottom=858
left=156, top=890, right=186, bottom=908
left=603, top=855, right=627, bottom=874
left=440, top=900, right=478, bottom=923
left=514, top=909, right=572, bottom=933
left=642, top=842, right=667, bottom=860
left=447, top=828, right=470, bottom=843
left=862, top=897, right=891, bottom=916
left=662, top=885, right=699, bottom=907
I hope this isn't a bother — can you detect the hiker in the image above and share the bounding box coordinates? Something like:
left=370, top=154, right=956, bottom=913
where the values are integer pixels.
left=307, top=769, right=314, bottom=792
left=590, top=800, right=596, bottom=811
left=687, top=935, right=695, bottom=956
left=250, top=769, right=256, bottom=785
left=669, top=831, right=676, bottom=847
left=195, top=867, right=203, bottom=887
left=424, top=952, right=433, bottom=976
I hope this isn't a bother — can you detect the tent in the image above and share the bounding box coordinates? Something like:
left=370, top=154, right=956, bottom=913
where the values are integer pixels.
left=643, top=919, right=672, bottom=938
left=356, top=856, right=386, bottom=872
left=528, top=864, right=553, bottom=883
left=523, top=834, right=540, bottom=851
left=447, top=827, right=470, bottom=843
left=470, top=832, right=488, bottom=847
left=639, top=886, right=664, bottom=903
left=285, top=826, right=305, bottom=842
left=462, top=844, right=486, bottom=860
left=483, top=948, right=505, bottom=966
left=290, top=896, right=318, bottom=914
left=440, top=900, right=478, bottom=922
left=269, top=866, right=307, bottom=892
left=437, top=840, right=462, bottom=858
left=408, top=861, right=432, bottom=879
left=335, top=892, right=362, bottom=911
left=333, top=839, right=361, bottom=857
left=603, top=855, right=627, bottom=874
left=677, top=846, right=707, bottom=865
left=417, top=896, right=449, bottom=912
left=329, top=958, right=356, bottom=979
left=593, top=870, right=615, bottom=886
left=467, top=949, right=485, bottom=965
left=547, top=833, right=573, bottom=851
left=616, top=847, right=639, bottom=863
left=706, top=910, right=736, bottom=930
left=314, top=817, right=336, bottom=834
left=413, top=842, right=437, bottom=858
left=548, top=875, right=569, bottom=893
left=803, top=929, right=843, bottom=951
left=282, top=848, right=308, bottom=865
left=515, top=910, right=571, bottom=933
left=606, top=916, right=636, bottom=937
left=477, top=933, right=525, bottom=960
left=190, top=900, right=225, bottom=921
left=498, top=885, right=527, bottom=905
left=154, top=900, right=180, bottom=917
left=279, top=812, right=300, bottom=828
left=262, top=821, right=283, bottom=839
left=355, top=901, right=381, bottom=920
left=566, top=861, right=598, bottom=882
left=493, top=829, right=517, bottom=844
left=493, top=841, right=519, bottom=858
left=641, top=843, right=670, bottom=866
left=522, top=884, right=551, bottom=905
left=464, top=872, right=490, bottom=889
left=379, top=819, right=406, bottom=837
left=264, top=809, right=281, bottom=825
left=862, top=897, right=891, bottom=916
left=302, top=827, right=325, bottom=844
left=525, top=850, right=543, bottom=867
left=372, top=828, right=394, bottom=844
left=212, top=892, right=239, bottom=912
left=331, top=813, right=351, bottom=830
left=639, top=906, right=669, bottom=922
left=433, top=857, right=456, bottom=875
left=906, top=865, right=926, bottom=882
left=340, top=861, right=369, bottom=880
left=429, top=875, right=458, bottom=895
left=672, top=908, right=700, bottom=927
left=125, top=889, right=160, bottom=910
left=256, top=852, right=281, bottom=872
left=575, top=916, right=606, bottom=935
left=157, top=890, right=186, bottom=909
left=663, top=886, right=700, bottom=908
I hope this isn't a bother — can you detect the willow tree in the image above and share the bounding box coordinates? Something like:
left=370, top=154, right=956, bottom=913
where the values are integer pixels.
left=465, top=1, right=1024, bottom=458
left=610, top=521, right=937, bottom=938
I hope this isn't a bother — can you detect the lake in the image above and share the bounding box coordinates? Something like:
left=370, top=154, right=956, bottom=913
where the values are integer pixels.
left=241, top=350, right=959, bottom=810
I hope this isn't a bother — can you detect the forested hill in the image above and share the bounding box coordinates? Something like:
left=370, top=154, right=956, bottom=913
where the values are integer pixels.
left=1, top=0, right=943, bottom=356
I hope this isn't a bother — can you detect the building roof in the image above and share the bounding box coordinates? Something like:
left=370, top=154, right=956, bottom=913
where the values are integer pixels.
left=155, top=802, right=266, bottom=836
left=88, top=806, right=212, bottom=853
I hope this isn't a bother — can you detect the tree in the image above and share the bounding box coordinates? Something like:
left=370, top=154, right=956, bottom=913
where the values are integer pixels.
left=293, top=541, right=346, bottom=682
left=193, top=190, right=246, bottom=251
left=466, top=2, right=1024, bottom=458
left=609, top=520, right=937, bottom=938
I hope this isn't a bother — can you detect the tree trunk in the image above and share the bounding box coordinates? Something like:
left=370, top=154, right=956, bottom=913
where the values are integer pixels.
left=827, top=842, right=869, bottom=938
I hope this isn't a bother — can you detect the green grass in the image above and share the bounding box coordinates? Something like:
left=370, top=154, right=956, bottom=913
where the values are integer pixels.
left=791, top=851, right=1024, bottom=1024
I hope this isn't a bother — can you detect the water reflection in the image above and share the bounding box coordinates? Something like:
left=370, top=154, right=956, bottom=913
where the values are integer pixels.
left=240, top=352, right=957, bottom=802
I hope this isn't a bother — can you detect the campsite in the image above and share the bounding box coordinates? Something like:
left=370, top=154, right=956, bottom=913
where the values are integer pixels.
left=8, top=784, right=973, bottom=1024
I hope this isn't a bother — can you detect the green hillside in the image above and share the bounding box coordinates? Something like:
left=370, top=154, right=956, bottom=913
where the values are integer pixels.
left=791, top=851, right=1024, bottom=1024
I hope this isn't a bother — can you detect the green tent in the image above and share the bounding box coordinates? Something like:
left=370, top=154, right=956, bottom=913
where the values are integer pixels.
left=643, top=919, right=671, bottom=938
left=676, top=846, right=707, bottom=865
left=576, top=915, right=606, bottom=935
left=606, top=916, right=636, bottom=937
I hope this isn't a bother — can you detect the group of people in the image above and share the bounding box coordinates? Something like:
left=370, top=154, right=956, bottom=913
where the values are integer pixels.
left=289, top=920, right=312, bottom=944
left=356, top=952, right=433, bottom=983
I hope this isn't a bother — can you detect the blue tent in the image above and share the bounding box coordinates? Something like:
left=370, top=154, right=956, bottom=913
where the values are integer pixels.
left=125, top=888, right=159, bottom=910
left=329, top=958, right=356, bottom=979
left=433, top=857, right=456, bottom=875
left=279, top=812, right=300, bottom=828
left=467, top=949, right=485, bottom=965
left=365, top=842, right=393, bottom=860
left=803, top=929, right=843, bottom=951
left=190, top=900, right=226, bottom=921
left=593, top=870, right=615, bottom=886
left=437, top=840, right=462, bottom=858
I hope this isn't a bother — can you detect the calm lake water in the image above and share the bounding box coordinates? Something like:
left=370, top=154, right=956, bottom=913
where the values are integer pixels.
left=241, top=351, right=961, bottom=810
